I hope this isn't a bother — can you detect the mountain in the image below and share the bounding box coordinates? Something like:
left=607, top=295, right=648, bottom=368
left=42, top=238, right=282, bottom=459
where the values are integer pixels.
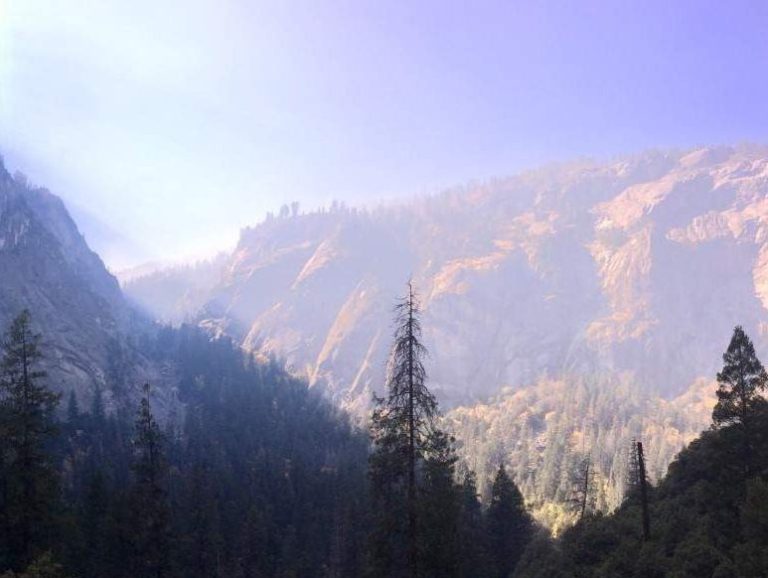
left=0, top=157, right=375, bottom=577
left=126, top=145, right=768, bottom=410
left=0, top=158, right=156, bottom=411
left=123, top=144, right=768, bottom=521
left=118, top=255, right=228, bottom=325
left=48, top=325, right=370, bottom=578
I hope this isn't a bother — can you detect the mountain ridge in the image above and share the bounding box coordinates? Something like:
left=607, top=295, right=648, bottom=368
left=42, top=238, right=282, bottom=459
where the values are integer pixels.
left=126, top=144, right=768, bottom=405
left=122, top=144, right=768, bottom=523
left=0, top=157, right=161, bottom=413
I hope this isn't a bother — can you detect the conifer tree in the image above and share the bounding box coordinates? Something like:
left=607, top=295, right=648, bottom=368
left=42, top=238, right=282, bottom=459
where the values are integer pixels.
left=486, top=464, right=532, bottom=578
left=712, top=325, right=768, bottom=475
left=735, top=478, right=768, bottom=574
left=368, top=283, right=441, bottom=577
left=90, top=386, right=105, bottom=424
left=66, top=391, right=79, bottom=424
left=182, top=462, right=222, bottom=578
left=568, top=454, right=593, bottom=520
left=636, top=441, right=651, bottom=541
left=0, top=310, right=60, bottom=570
left=625, top=437, right=641, bottom=500
left=713, top=326, right=768, bottom=427
left=81, top=469, right=110, bottom=577
left=419, top=430, right=460, bottom=578
left=131, top=383, right=171, bottom=578
left=456, top=469, right=488, bottom=578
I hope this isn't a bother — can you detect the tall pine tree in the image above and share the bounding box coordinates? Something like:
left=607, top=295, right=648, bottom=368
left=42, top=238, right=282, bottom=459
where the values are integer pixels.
left=419, top=430, right=460, bottom=578
left=712, top=325, right=768, bottom=475
left=486, top=464, right=532, bottom=578
left=456, top=469, right=489, bottom=578
left=131, top=383, right=171, bottom=578
left=368, top=283, right=456, bottom=578
left=0, top=310, right=60, bottom=570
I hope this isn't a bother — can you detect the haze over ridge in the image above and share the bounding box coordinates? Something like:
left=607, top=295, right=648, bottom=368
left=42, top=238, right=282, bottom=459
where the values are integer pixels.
left=3, top=0, right=768, bottom=268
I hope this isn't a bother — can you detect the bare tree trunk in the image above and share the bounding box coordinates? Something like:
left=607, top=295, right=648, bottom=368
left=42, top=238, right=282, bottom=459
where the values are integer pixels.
left=579, top=459, right=590, bottom=520
left=739, top=368, right=752, bottom=478
left=636, top=442, right=651, bottom=541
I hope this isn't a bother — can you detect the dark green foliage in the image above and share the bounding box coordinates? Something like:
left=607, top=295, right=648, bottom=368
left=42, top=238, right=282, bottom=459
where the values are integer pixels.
left=131, top=384, right=171, bottom=578
left=486, top=465, right=533, bottom=578
left=513, top=327, right=768, bottom=577
left=136, top=326, right=370, bottom=578
left=367, top=285, right=470, bottom=577
left=456, top=470, right=490, bottom=577
left=514, top=406, right=768, bottom=578
left=635, top=441, right=651, bottom=541
left=713, top=325, right=768, bottom=477
left=732, top=478, right=768, bottom=576
left=419, top=431, right=460, bottom=578
left=713, top=326, right=768, bottom=428
left=0, top=311, right=61, bottom=570
left=369, top=284, right=448, bottom=577
left=0, top=316, right=371, bottom=577
left=79, top=471, right=111, bottom=577
left=512, top=529, right=570, bottom=578
left=0, top=306, right=544, bottom=578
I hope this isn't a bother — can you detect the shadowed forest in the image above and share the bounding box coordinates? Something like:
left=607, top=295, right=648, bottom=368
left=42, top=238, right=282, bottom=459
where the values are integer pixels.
left=0, top=286, right=766, bottom=578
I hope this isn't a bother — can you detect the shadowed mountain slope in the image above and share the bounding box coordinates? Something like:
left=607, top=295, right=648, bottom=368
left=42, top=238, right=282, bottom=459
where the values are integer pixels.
left=0, top=159, right=157, bottom=411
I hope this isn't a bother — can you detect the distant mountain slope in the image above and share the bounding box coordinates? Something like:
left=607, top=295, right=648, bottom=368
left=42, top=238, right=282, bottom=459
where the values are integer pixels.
left=0, top=158, right=155, bottom=410
left=514, top=406, right=768, bottom=577
left=447, top=375, right=715, bottom=531
left=123, top=145, right=768, bottom=521
left=118, top=255, right=228, bottom=325
left=126, top=145, right=768, bottom=408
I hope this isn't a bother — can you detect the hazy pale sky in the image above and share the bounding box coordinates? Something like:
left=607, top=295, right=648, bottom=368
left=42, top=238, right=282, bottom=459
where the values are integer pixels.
left=1, top=0, right=767, bottom=269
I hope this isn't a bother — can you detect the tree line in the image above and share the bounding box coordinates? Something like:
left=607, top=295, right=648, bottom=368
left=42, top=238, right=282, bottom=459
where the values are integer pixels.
left=0, top=286, right=535, bottom=578
left=0, top=311, right=368, bottom=577
left=366, top=283, right=533, bottom=577
left=514, top=325, right=768, bottom=577
left=1, top=290, right=765, bottom=577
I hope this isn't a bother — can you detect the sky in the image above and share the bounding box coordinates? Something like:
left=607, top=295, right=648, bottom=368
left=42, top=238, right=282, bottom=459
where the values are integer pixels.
left=1, top=0, right=768, bottom=270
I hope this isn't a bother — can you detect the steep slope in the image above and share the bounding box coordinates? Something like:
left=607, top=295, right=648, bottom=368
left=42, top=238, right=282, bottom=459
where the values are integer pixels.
left=118, top=255, right=228, bottom=325
left=123, top=145, right=768, bottom=519
left=0, top=159, right=154, bottom=410
left=514, top=407, right=768, bottom=578
left=447, top=375, right=715, bottom=531
left=127, top=145, right=768, bottom=408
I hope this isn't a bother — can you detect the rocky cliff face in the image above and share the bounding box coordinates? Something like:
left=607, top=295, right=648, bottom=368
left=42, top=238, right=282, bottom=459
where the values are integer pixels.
left=124, top=145, right=768, bottom=520
left=127, top=146, right=768, bottom=409
left=0, top=159, right=156, bottom=411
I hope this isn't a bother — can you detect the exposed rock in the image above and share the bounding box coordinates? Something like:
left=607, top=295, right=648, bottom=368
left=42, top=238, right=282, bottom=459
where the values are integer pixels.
left=123, top=145, right=768, bottom=518
left=125, top=146, right=768, bottom=411
left=0, top=159, right=161, bottom=413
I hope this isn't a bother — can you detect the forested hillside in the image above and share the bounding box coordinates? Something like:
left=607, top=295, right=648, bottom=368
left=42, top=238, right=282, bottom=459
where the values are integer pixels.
left=3, top=175, right=768, bottom=576
left=6, top=294, right=765, bottom=578
left=514, top=413, right=768, bottom=577
left=0, top=313, right=370, bottom=577
left=514, top=327, right=768, bottom=578
left=447, top=375, right=713, bottom=531
left=124, top=145, right=768, bottom=523
left=0, top=300, right=538, bottom=578
left=126, top=146, right=768, bottom=410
